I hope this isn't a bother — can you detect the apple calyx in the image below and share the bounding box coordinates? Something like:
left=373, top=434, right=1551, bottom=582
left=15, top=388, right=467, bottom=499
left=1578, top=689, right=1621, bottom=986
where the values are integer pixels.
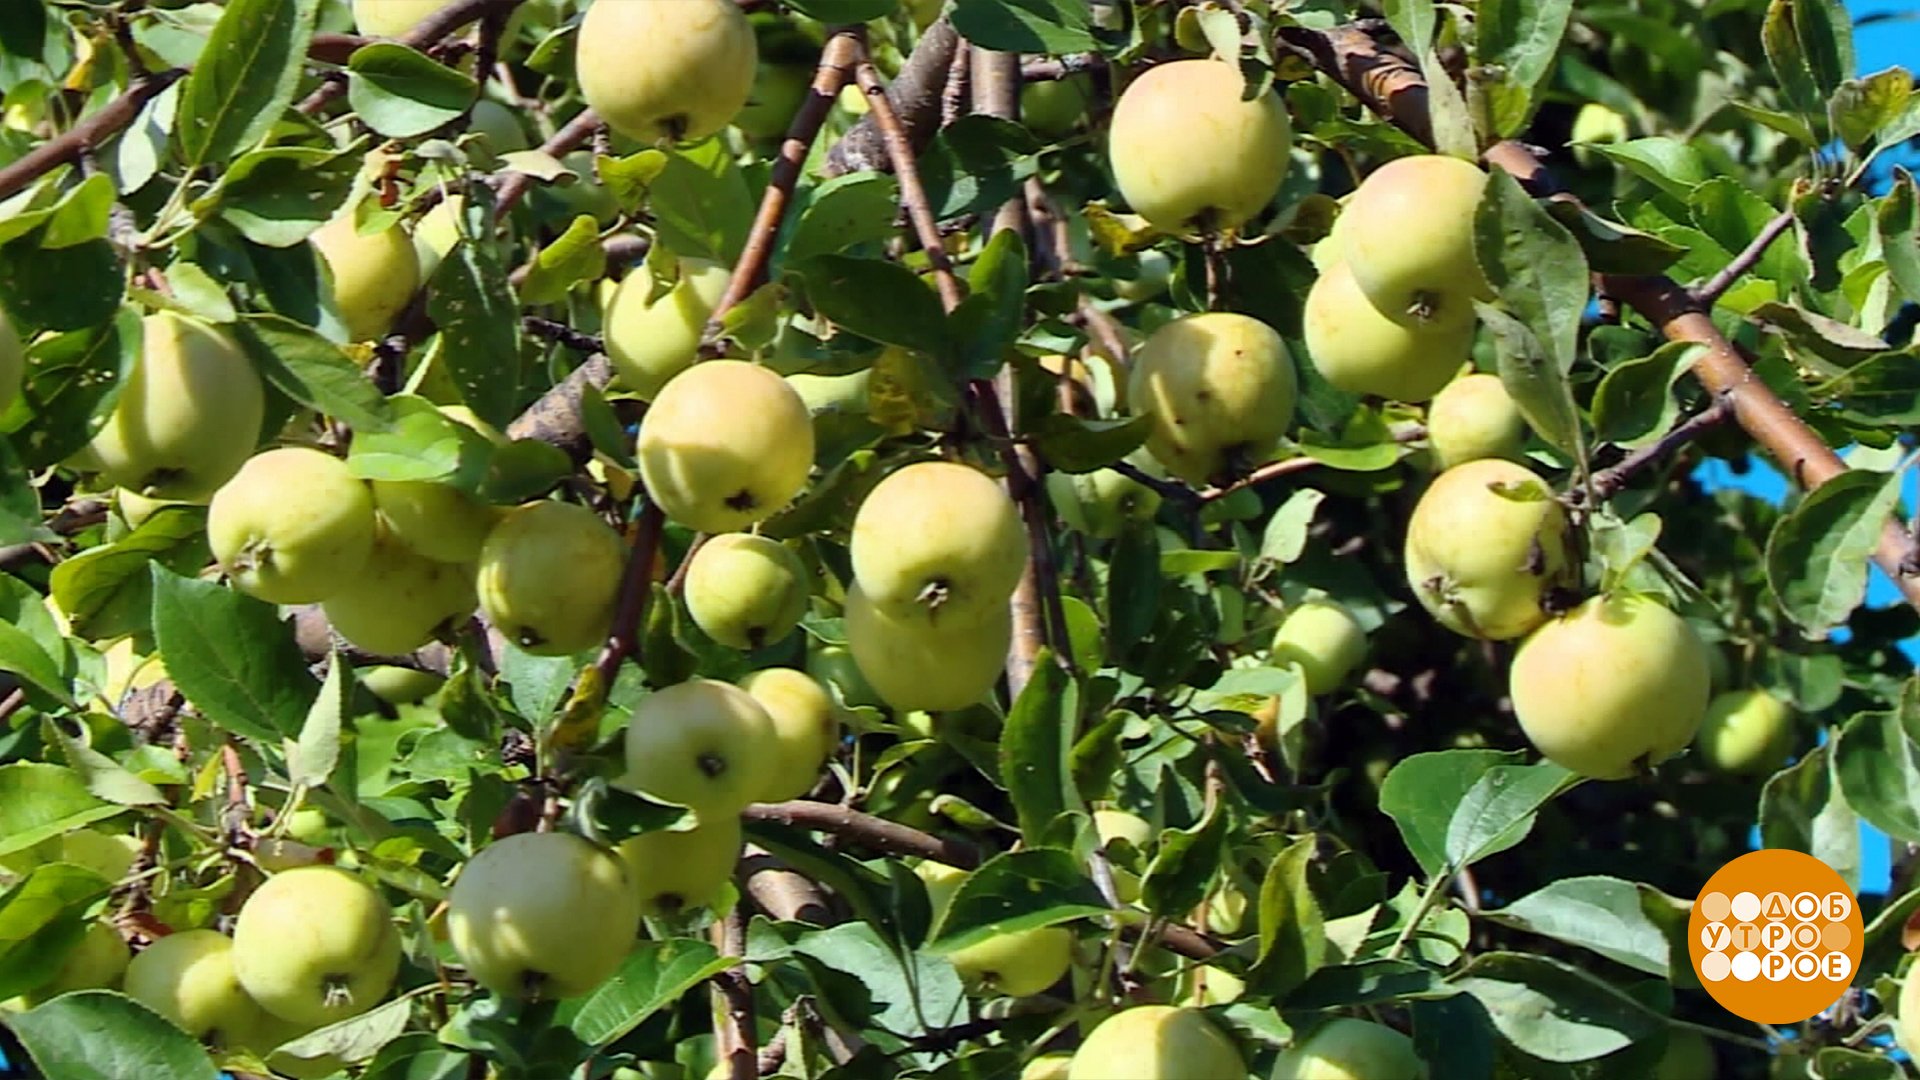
left=323, top=974, right=357, bottom=1010
left=697, top=751, right=727, bottom=779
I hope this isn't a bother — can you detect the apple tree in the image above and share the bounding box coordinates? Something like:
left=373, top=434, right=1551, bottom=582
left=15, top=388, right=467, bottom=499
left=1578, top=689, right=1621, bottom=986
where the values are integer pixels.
left=0, top=0, right=1917, bottom=1077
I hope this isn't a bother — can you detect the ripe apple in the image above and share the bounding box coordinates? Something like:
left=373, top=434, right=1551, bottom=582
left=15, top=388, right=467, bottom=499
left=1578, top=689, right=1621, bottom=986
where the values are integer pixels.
left=844, top=584, right=1010, bottom=712
left=24, top=921, right=130, bottom=1004
left=231, top=866, right=402, bottom=1026
left=617, top=814, right=744, bottom=919
left=576, top=0, right=757, bottom=145
left=1427, top=372, right=1527, bottom=469
left=1342, top=154, right=1493, bottom=330
left=1653, top=1030, right=1715, bottom=1080
left=1272, top=1017, right=1423, bottom=1080
left=124, top=929, right=268, bottom=1044
left=1022, top=1054, right=1075, bottom=1080
left=919, top=862, right=1073, bottom=998
left=787, top=368, right=873, bottom=418
left=1510, top=593, right=1712, bottom=779
left=1067, top=1005, right=1244, bottom=1079
left=1204, top=884, right=1249, bottom=937
left=623, top=679, right=777, bottom=818
left=1127, top=312, right=1297, bottom=485
left=448, top=831, right=640, bottom=999
left=1050, top=453, right=1164, bottom=540
left=850, top=461, right=1027, bottom=629
left=1092, top=808, right=1150, bottom=904
left=636, top=360, right=815, bottom=533
left=1403, top=459, right=1571, bottom=641
left=0, top=306, right=22, bottom=415
left=1694, top=689, right=1794, bottom=776
left=738, top=667, right=840, bottom=802
left=116, top=488, right=187, bottom=529
left=372, top=477, right=499, bottom=564
left=807, top=642, right=883, bottom=709
left=1271, top=599, right=1368, bottom=695
left=350, top=0, right=446, bottom=36
left=602, top=257, right=733, bottom=400
left=1303, top=260, right=1473, bottom=402
left=322, top=532, right=477, bottom=656
left=475, top=500, right=626, bottom=656
left=312, top=205, right=421, bottom=343
left=1178, top=963, right=1245, bottom=1007
left=683, top=533, right=810, bottom=650
left=1896, top=973, right=1920, bottom=1063
left=209, top=448, right=378, bottom=605
left=411, top=194, right=464, bottom=282
left=1022, top=73, right=1093, bottom=138
left=736, top=62, right=815, bottom=141
left=83, top=312, right=265, bottom=501
left=1107, top=59, right=1292, bottom=235
left=1310, top=200, right=1354, bottom=273
left=359, top=665, right=444, bottom=706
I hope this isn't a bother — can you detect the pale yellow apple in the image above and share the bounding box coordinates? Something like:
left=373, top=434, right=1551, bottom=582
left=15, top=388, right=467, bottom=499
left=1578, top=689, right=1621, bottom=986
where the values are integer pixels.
left=1068, top=1005, right=1244, bottom=1079
left=1127, top=312, right=1296, bottom=485
left=1272, top=1017, right=1423, bottom=1080
left=359, top=665, right=445, bottom=705
left=636, top=360, right=814, bottom=533
left=786, top=368, right=872, bottom=417
left=1403, top=459, right=1571, bottom=641
left=844, top=585, right=1009, bottom=712
left=738, top=667, right=840, bottom=802
left=350, top=0, right=445, bottom=37
left=1343, top=154, right=1493, bottom=330
left=209, top=448, right=378, bottom=605
left=850, top=461, right=1027, bottom=629
left=1271, top=599, right=1368, bottom=695
left=322, top=531, right=476, bottom=656
left=124, top=929, right=269, bottom=1044
left=1108, top=59, right=1292, bottom=235
left=24, top=921, right=130, bottom=1004
left=231, top=866, right=401, bottom=1026
left=603, top=257, right=732, bottom=400
left=576, top=0, right=758, bottom=145
left=476, top=500, right=626, bottom=656
left=1022, top=1054, right=1075, bottom=1080
left=1694, top=689, right=1794, bottom=776
left=1427, top=372, right=1526, bottom=468
left=313, top=205, right=421, bottom=343
left=371, top=477, right=499, bottom=564
left=411, top=195, right=464, bottom=282
left=447, top=831, right=639, bottom=999
left=617, top=814, right=744, bottom=918
left=919, top=862, right=1073, bottom=998
left=1304, top=261, right=1473, bottom=402
left=623, top=679, right=777, bottom=818
left=683, top=533, right=810, bottom=650
left=1050, top=453, right=1163, bottom=540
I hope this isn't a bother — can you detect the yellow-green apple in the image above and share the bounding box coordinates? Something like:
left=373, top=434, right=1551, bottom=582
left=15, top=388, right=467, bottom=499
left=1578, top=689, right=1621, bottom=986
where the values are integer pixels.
left=1427, top=372, right=1526, bottom=468
left=231, top=866, right=401, bottom=1026
left=1694, top=689, right=1794, bottom=776
left=116, top=488, right=187, bottom=529
left=350, top=0, right=446, bottom=36
left=1049, top=453, right=1163, bottom=540
left=576, top=0, right=757, bottom=145
left=844, top=585, right=1009, bottom=712
left=1901, top=972, right=1920, bottom=1064
left=1571, top=103, right=1631, bottom=167
left=602, top=257, right=733, bottom=400
left=1271, top=599, right=1368, bottom=695
left=787, top=368, right=872, bottom=417
left=919, top=861, right=1073, bottom=998
left=1342, top=154, right=1493, bottom=330
left=58, top=830, right=143, bottom=883
left=82, top=312, right=264, bottom=501
left=312, top=204, right=421, bottom=343
left=0, top=306, right=22, bottom=415
left=321, top=532, right=476, bottom=655
left=1510, top=593, right=1711, bottom=779
left=1068, top=1005, right=1244, bottom=1079
left=24, top=921, right=130, bottom=1004
left=616, top=814, right=744, bottom=918
left=1107, top=59, right=1291, bottom=235
left=1403, top=459, right=1571, bottom=640
left=1303, top=260, right=1473, bottom=402
left=1127, top=312, right=1296, bottom=485
left=636, top=360, right=815, bottom=533
left=1205, top=883, right=1249, bottom=936
left=1022, top=1054, right=1075, bottom=1080
left=622, top=679, right=777, bottom=817
left=1310, top=201, right=1354, bottom=272
left=736, top=62, right=815, bottom=141
left=738, top=667, right=840, bottom=802
left=1271, top=1017, right=1423, bottom=1080
left=371, top=477, right=499, bottom=564
left=850, top=461, right=1027, bottom=628
left=468, top=98, right=529, bottom=153
left=475, top=500, right=625, bottom=655
left=1092, top=808, right=1150, bottom=904
left=683, top=533, right=810, bottom=650
left=359, top=665, right=444, bottom=705
left=807, top=642, right=883, bottom=709
left=1178, top=963, right=1245, bottom=1007
left=411, top=194, right=464, bottom=282
left=447, top=831, right=640, bottom=999
left=124, top=929, right=268, bottom=1044
left=209, top=448, right=377, bottom=604
left=1022, top=73, right=1093, bottom=137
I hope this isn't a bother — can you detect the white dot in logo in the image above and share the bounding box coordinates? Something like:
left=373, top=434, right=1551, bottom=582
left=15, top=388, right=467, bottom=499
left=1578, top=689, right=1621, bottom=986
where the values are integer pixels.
left=1699, top=950, right=1731, bottom=982
left=1732, top=950, right=1762, bottom=981
left=1731, top=891, right=1762, bottom=923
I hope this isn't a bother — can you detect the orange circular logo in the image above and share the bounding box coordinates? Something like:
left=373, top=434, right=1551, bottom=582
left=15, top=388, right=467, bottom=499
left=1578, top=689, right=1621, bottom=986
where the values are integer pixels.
left=1688, top=849, right=1863, bottom=1024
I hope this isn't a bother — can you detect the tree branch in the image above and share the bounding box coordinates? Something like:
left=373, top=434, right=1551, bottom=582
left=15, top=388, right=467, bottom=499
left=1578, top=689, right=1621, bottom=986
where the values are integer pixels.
left=744, top=800, right=984, bottom=868
left=0, top=69, right=184, bottom=202
left=504, top=355, right=614, bottom=465
left=589, top=502, right=666, bottom=690
left=298, top=0, right=525, bottom=115
left=1692, top=208, right=1796, bottom=306
left=492, top=108, right=603, bottom=220
left=712, top=909, right=757, bottom=1080
left=1575, top=397, right=1733, bottom=505
left=854, top=52, right=964, bottom=309
left=824, top=17, right=961, bottom=177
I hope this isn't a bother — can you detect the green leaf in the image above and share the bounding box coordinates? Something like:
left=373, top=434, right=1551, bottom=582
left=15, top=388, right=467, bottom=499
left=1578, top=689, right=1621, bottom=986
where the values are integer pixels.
left=950, top=229, right=1027, bottom=379
left=1877, top=169, right=1920, bottom=306
left=781, top=173, right=901, bottom=268
left=950, top=0, right=1098, bottom=53
left=1476, top=171, right=1588, bottom=383
left=347, top=394, right=492, bottom=488
left=215, top=146, right=358, bottom=248
left=1474, top=0, right=1572, bottom=137
left=1591, top=341, right=1704, bottom=448
left=426, top=208, right=524, bottom=431
left=1793, top=0, right=1855, bottom=102
left=1585, top=138, right=1711, bottom=203
left=150, top=565, right=319, bottom=742
left=998, top=650, right=1080, bottom=842
left=1382, top=1, right=1476, bottom=159
left=648, top=141, right=755, bottom=265
left=865, top=344, right=959, bottom=435
left=40, top=174, right=116, bottom=251
left=0, top=231, right=125, bottom=333
left=557, top=939, right=736, bottom=1047
left=0, top=865, right=113, bottom=999
left=347, top=42, right=478, bottom=139
left=1760, top=742, right=1861, bottom=891
left=1831, top=68, right=1914, bottom=151
left=6, top=991, right=219, bottom=1080
left=1690, top=179, right=1797, bottom=287
left=174, top=0, right=320, bottom=169
left=45, top=719, right=166, bottom=807
left=1139, top=800, right=1227, bottom=919
left=1379, top=749, right=1530, bottom=878
left=519, top=215, right=606, bottom=307
left=49, top=505, right=207, bottom=642
left=1444, top=761, right=1578, bottom=869
left=1832, top=704, right=1920, bottom=843
left=1481, top=877, right=1684, bottom=977
left=0, top=2, right=46, bottom=61
left=791, top=920, right=965, bottom=1040
left=1451, top=952, right=1666, bottom=1062
left=925, top=849, right=1108, bottom=952
left=233, top=314, right=392, bottom=432
left=1478, top=306, right=1583, bottom=459
left=0, top=620, right=69, bottom=705
left=799, top=255, right=949, bottom=357
left=0, top=763, right=118, bottom=859
left=266, top=992, right=410, bottom=1066
left=1032, top=413, right=1150, bottom=474
left=1252, top=835, right=1326, bottom=997
left=1257, top=489, right=1325, bottom=565
left=1765, top=463, right=1910, bottom=636
left=6, top=310, right=137, bottom=469
left=920, top=117, right=1043, bottom=221
left=286, top=656, right=348, bottom=788
left=1541, top=202, right=1687, bottom=276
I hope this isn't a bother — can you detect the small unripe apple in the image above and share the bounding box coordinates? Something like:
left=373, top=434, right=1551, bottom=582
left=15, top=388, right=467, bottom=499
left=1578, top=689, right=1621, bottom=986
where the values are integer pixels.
left=683, top=533, right=810, bottom=650
left=603, top=258, right=733, bottom=400
left=209, top=448, right=378, bottom=605
left=1694, top=689, right=1794, bottom=776
left=1204, top=884, right=1249, bottom=936
left=476, top=500, right=626, bottom=656
left=807, top=642, right=883, bottom=709
left=1107, top=59, right=1292, bottom=235
left=312, top=205, right=421, bottom=343
left=116, top=488, right=186, bottom=529
left=1653, top=1030, right=1716, bottom=1080
left=124, top=929, right=267, bottom=1044
left=1271, top=599, right=1368, bottom=695
left=83, top=312, right=265, bottom=501
left=25, top=921, right=130, bottom=1003
left=576, top=0, right=758, bottom=145
left=59, top=830, right=144, bottom=884
left=1092, top=808, right=1151, bottom=904
left=1342, top=154, right=1493, bottom=330
left=617, top=814, right=744, bottom=918
left=468, top=98, right=529, bottom=153
left=1310, top=202, right=1354, bottom=272
left=1271, top=1017, right=1423, bottom=1080
left=845, top=585, right=1010, bottom=712
left=1049, top=454, right=1163, bottom=539
left=636, top=360, right=815, bottom=533
left=623, top=679, right=778, bottom=818
left=736, top=63, right=814, bottom=140
left=1895, top=973, right=1920, bottom=1064
left=1511, top=593, right=1711, bottom=780
left=1067, top=1005, right=1244, bottom=1079
left=786, top=368, right=872, bottom=417
left=1571, top=103, right=1631, bottom=167
left=1404, top=459, right=1571, bottom=641
left=411, top=195, right=464, bottom=283
left=739, top=667, right=840, bottom=802
left=850, top=461, right=1027, bottom=629
left=1178, top=963, right=1245, bottom=1007
left=372, top=478, right=499, bottom=564
left=919, top=862, right=1073, bottom=998
left=1021, top=1054, right=1075, bottom=1080
left=0, top=306, right=23, bottom=416
left=1303, top=261, right=1473, bottom=402
left=1022, top=73, right=1093, bottom=138
left=231, top=866, right=401, bottom=1026
left=1427, top=372, right=1526, bottom=468
left=1128, top=312, right=1296, bottom=485
left=448, top=831, right=640, bottom=999
left=322, top=532, right=476, bottom=656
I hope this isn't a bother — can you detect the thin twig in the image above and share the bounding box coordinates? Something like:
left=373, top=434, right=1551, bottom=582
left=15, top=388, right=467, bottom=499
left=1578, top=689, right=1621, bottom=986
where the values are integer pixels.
left=1693, top=209, right=1796, bottom=306
left=0, top=69, right=184, bottom=201
left=1021, top=55, right=1099, bottom=81
left=1576, top=397, right=1734, bottom=504
left=825, top=17, right=961, bottom=176
left=492, top=108, right=603, bottom=220
left=589, top=502, right=666, bottom=690
left=855, top=54, right=964, bottom=309
left=744, top=800, right=984, bottom=868
left=522, top=316, right=603, bottom=354
left=299, top=0, right=524, bottom=115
